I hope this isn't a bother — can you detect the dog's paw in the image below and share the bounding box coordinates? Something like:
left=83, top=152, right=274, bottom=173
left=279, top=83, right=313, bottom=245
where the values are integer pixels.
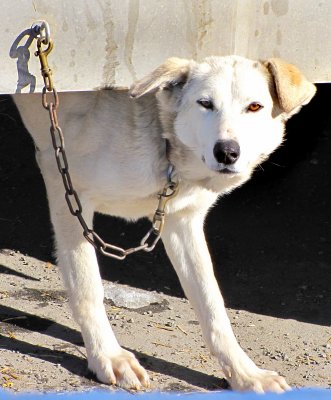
left=88, top=348, right=150, bottom=390
left=229, top=368, right=290, bottom=393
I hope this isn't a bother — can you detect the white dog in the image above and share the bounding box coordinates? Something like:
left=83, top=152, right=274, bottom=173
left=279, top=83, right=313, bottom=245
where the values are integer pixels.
left=14, top=55, right=316, bottom=393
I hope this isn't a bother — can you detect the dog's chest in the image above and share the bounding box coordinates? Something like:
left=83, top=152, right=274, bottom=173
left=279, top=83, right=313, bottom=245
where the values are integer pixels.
left=95, top=181, right=218, bottom=221
left=96, top=195, right=159, bottom=220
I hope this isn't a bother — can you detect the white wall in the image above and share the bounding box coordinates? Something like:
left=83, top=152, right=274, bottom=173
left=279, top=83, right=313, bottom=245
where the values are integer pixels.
left=2, top=0, right=330, bottom=94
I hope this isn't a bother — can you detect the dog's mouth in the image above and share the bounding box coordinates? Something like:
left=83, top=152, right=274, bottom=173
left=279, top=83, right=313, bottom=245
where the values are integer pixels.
left=217, top=167, right=237, bottom=175
left=216, top=167, right=239, bottom=176
left=201, top=156, right=239, bottom=176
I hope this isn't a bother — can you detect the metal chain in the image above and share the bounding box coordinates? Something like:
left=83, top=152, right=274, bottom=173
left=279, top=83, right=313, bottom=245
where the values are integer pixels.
left=33, top=21, right=179, bottom=260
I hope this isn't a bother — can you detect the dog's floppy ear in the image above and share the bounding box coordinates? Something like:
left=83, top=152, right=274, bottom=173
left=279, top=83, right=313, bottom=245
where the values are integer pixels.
left=265, top=58, right=316, bottom=115
left=130, top=57, right=191, bottom=98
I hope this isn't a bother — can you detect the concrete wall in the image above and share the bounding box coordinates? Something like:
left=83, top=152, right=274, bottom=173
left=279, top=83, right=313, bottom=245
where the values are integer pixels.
left=1, top=0, right=330, bottom=94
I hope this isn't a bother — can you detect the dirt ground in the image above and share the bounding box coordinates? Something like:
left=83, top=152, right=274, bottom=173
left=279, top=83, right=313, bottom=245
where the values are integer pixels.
left=0, top=86, right=330, bottom=394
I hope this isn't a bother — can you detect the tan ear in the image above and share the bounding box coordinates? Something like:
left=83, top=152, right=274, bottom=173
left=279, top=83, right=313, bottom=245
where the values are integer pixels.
left=265, top=58, right=316, bottom=114
left=130, top=57, right=191, bottom=98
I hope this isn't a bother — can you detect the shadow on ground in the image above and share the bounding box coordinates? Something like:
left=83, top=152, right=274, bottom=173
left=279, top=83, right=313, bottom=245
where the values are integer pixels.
left=0, top=304, right=227, bottom=390
left=0, top=85, right=330, bottom=326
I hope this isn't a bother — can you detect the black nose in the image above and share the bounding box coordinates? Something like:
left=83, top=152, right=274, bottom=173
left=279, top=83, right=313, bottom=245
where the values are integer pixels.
left=213, top=140, right=240, bottom=165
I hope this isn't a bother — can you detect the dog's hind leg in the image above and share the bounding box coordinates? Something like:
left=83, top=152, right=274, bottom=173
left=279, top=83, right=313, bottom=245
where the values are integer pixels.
left=162, top=211, right=290, bottom=393
left=39, top=161, right=150, bottom=390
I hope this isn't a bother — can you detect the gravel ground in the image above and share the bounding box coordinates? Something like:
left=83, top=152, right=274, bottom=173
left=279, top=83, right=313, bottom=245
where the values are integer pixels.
left=0, top=87, right=330, bottom=394
left=0, top=250, right=330, bottom=393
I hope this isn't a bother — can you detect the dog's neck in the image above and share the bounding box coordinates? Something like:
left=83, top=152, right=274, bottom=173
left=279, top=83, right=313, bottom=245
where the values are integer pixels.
left=158, top=107, right=205, bottom=181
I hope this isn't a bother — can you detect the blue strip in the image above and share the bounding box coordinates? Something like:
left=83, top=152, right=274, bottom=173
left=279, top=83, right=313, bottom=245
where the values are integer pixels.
left=0, top=389, right=330, bottom=400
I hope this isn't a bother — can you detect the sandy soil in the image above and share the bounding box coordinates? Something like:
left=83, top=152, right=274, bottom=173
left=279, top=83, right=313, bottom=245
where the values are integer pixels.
left=0, top=88, right=330, bottom=394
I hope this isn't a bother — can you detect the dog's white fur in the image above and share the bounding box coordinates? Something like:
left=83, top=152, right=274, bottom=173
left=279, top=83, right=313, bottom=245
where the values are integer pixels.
left=14, top=56, right=316, bottom=393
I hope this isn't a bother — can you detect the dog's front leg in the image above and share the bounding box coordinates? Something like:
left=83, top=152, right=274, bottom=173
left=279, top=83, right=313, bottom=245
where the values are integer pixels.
left=43, top=182, right=149, bottom=389
left=162, top=211, right=290, bottom=393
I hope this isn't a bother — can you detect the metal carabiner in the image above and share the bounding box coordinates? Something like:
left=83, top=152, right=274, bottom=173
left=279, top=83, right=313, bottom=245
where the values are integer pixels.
left=35, top=38, right=54, bottom=91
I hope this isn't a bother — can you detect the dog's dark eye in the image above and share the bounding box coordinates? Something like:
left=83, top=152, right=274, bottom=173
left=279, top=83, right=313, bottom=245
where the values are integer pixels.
left=197, top=99, right=214, bottom=110
left=247, top=102, right=263, bottom=112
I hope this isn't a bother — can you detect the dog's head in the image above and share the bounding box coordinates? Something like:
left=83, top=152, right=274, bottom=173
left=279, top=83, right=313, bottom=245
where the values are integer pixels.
left=130, top=56, right=316, bottom=178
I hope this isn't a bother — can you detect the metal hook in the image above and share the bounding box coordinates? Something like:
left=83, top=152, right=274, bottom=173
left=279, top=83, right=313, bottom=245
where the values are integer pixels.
left=31, top=20, right=51, bottom=45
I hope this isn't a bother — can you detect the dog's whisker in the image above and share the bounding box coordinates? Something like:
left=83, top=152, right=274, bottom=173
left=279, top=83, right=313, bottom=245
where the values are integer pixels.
left=267, top=161, right=285, bottom=168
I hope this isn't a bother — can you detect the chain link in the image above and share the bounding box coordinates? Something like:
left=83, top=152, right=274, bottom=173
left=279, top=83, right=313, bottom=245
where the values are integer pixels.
left=33, top=22, right=179, bottom=260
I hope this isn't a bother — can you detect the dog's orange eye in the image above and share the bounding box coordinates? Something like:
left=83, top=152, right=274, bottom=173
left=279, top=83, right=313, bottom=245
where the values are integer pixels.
left=247, top=102, right=263, bottom=112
